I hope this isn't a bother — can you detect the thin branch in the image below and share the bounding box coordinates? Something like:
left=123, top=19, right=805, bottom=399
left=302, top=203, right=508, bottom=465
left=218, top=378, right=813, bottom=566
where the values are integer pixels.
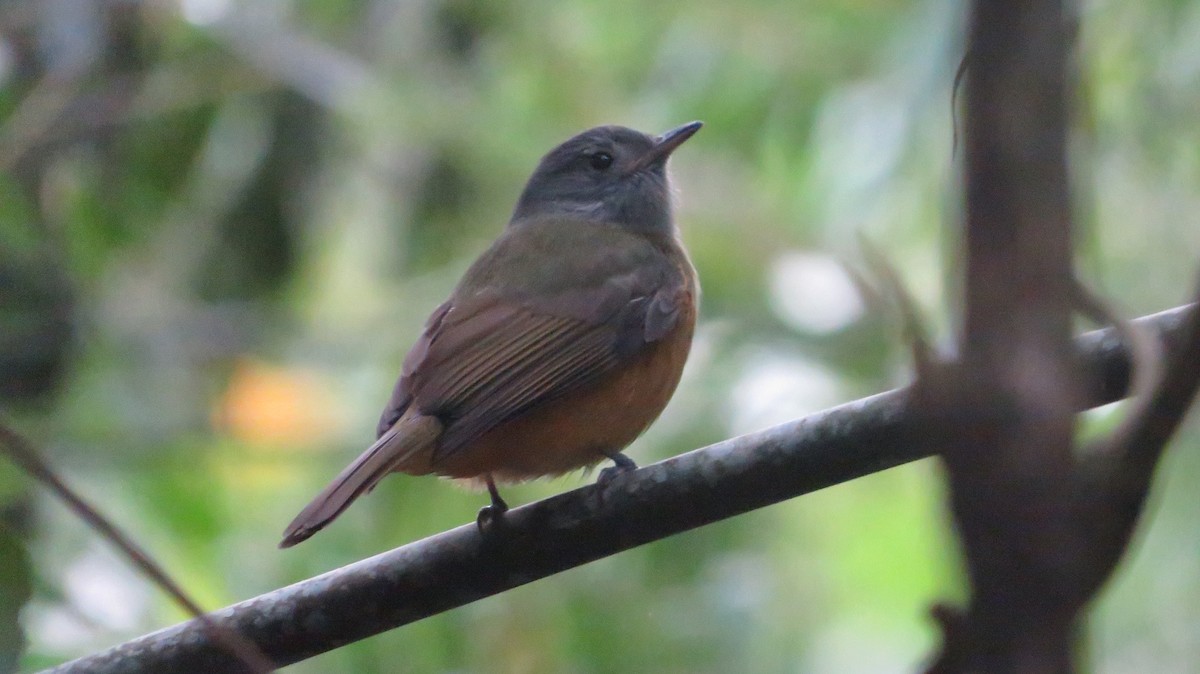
left=857, top=234, right=937, bottom=373
left=1075, top=276, right=1200, bottom=595
left=1071, top=277, right=1163, bottom=424
left=0, top=425, right=275, bottom=674
left=950, top=47, right=972, bottom=160
left=1106, top=276, right=1200, bottom=470
left=45, top=303, right=1196, bottom=674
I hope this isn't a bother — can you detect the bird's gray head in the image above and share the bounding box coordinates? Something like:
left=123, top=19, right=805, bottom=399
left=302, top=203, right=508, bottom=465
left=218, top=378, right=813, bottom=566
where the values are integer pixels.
left=510, top=121, right=702, bottom=236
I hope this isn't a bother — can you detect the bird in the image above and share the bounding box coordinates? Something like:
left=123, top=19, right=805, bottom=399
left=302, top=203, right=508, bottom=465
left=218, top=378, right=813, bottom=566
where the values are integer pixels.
left=280, top=121, right=702, bottom=548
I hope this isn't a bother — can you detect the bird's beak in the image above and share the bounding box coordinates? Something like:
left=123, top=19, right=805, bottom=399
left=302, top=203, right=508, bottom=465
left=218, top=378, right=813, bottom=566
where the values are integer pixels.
left=631, top=121, right=703, bottom=172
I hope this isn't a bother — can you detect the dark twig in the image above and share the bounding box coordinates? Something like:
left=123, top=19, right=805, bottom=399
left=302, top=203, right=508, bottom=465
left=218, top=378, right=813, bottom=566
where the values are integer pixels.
left=1071, top=278, right=1163, bottom=420
left=950, top=47, right=973, bottom=159
left=1075, top=277, right=1200, bottom=595
left=45, top=303, right=1195, bottom=674
left=858, top=235, right=937, bottom=373
left=1101, top=276, right=1200, bottom=469
left=0, top=424, right=275, bottom=674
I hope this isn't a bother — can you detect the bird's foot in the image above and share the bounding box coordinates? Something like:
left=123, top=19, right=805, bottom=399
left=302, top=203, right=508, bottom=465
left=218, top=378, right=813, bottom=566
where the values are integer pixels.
left=597, top=452, right=638, bottom=485
left=476, top=475, right=509, bottom=535
left=476, top=503, right=508, bottom=532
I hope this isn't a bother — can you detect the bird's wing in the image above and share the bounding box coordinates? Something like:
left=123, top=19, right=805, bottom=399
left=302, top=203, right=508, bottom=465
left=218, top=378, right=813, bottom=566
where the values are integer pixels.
left=379, top=267, right=691, bottom=462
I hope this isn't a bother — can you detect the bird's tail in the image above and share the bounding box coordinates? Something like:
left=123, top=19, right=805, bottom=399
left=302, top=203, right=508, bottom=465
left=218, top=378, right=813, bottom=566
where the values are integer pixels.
left=279, top=412, right=442, bottom=548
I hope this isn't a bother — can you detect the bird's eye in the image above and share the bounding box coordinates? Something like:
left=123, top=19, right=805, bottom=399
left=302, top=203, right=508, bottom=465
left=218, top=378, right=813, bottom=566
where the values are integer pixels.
left=588, top=152, right=613, bottom=171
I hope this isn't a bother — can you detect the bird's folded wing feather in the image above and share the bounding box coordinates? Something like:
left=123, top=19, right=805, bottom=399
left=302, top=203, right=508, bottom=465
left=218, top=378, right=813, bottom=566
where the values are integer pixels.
left=386, top=272, right=687, bottom=462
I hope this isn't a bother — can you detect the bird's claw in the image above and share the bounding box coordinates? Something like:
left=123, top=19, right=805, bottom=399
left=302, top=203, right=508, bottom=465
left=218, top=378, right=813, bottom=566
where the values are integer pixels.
left=597, top=452, right=638, bottom=485
left=476, top=502, right=508, bottom=534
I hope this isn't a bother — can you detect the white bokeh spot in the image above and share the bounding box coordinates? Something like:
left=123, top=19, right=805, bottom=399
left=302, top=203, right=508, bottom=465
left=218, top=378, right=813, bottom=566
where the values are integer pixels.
left=769, top=251, right=865, bottom=334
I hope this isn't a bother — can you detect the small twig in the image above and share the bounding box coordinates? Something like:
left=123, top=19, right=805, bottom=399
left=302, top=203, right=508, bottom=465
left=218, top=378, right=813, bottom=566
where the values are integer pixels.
left=950, top=48, right=972, bottom=159
left=858, top=234, right=938, bottom=374
left=1098, top=275, right=1200, bottom=489
left=1069, top=277, right=1200, bottom=604
left=1113, top=276, right=1200, bottom=454
left=1071, top=276, right=1164, bottom=447
left=0, top=423, right=275, bottom=674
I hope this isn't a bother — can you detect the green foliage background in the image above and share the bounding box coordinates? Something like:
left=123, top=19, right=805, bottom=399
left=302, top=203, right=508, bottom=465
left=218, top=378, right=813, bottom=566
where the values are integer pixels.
left=1, top=0, right=1198, bottom=672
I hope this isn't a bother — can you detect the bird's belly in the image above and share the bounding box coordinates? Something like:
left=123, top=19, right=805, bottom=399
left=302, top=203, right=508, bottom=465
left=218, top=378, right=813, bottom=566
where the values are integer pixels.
left=423, top=317, right=694, bottom=483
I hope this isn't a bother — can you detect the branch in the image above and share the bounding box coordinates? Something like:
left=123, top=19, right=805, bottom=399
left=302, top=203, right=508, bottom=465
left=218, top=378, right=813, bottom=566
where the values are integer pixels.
left=1075, top=276, right=1200, bottom=597
left=926, top=1, right=1082, bottom=671
left=927, top=2, right=1200, bottom=670
left=46, top=303, right=1196, bottom=674
left=0, top=425, right=274, bottom=673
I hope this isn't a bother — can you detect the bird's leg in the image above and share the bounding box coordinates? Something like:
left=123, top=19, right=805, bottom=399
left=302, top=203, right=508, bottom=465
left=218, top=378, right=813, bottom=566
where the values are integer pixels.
left=476, top=474, right=509, bottom=532
left=485, top=476, right=509, bottom=512
left=597, top=451, right=638, bottom=485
